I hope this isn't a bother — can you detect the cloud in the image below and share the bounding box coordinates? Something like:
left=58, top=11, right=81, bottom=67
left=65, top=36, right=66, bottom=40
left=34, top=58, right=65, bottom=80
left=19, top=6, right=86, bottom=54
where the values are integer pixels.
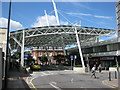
left=67, top=12, right=113, bottom=21
left=31, top=15, right=68, bottom=27
left=0, top=17, right=23, bottom=31
left=94, top=15, right=112, bottom=19
left=67, top=12, right=92, bottom=16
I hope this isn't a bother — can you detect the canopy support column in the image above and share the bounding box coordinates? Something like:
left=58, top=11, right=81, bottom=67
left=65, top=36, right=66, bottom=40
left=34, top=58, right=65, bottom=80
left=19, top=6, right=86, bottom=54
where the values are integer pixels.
left=21, top=30, right=25, bottom=67
left=75, top=27, right=85, bottom=68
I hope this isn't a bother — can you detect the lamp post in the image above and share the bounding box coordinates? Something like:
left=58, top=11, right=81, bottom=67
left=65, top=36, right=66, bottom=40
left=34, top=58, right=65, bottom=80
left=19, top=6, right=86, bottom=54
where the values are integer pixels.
left=4, top=0, right=12, bottom=88
left=116, top=51, right=120, bottom=89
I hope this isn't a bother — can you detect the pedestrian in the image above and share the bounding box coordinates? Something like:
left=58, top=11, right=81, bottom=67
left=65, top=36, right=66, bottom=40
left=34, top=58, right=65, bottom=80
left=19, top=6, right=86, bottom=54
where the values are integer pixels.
left=91, top=64, right=96, bottom=78
left=98, top=64, right=102, bottom=73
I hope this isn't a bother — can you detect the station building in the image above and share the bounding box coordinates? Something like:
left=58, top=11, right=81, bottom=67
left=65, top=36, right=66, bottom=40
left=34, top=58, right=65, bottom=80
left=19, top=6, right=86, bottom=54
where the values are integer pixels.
left=67, top=38, right=120, bottom=69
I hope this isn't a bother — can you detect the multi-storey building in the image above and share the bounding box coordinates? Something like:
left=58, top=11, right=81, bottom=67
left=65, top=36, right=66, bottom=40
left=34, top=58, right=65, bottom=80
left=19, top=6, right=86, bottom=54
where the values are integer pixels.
left=31, top=47, right=64, bottom=64
left=67, top=38, right=120, bottom=69
left=0, top=28, right=7, bottom=53
left=116, top=1, right=120, bottom=42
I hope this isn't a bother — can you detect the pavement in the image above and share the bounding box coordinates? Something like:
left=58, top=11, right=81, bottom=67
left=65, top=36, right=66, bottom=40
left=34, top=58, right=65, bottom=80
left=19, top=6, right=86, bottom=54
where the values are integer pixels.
left=4, top=67, right=31, bottom=90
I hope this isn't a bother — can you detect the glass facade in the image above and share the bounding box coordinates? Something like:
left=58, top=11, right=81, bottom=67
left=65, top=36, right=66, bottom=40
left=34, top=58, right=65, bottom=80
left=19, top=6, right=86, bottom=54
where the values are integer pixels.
left=82, top=43, right=120, bottom=54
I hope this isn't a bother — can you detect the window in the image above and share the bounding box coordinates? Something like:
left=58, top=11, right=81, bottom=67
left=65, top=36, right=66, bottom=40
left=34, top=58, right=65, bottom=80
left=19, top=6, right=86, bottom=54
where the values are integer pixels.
left=118, top=43, right=120, bottom=50
left=108, top=43, right=118, bottom=51
left=39, top=52, right=42, bottom=56
left=49, top=52, right=53, bottom=56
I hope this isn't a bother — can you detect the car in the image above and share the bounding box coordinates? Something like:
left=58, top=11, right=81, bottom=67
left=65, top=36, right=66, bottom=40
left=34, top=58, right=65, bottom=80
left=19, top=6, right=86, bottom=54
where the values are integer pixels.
left=30, top=63, right=41, bottom=70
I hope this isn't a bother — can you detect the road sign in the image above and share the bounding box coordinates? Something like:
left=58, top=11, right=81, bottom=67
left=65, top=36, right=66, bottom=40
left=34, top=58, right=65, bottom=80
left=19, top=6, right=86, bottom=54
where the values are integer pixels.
left=24, top=53, right=29, bottom=58
left=74, top=55, right=77, bottom=59
left=70, top=56, right=74, bottom=60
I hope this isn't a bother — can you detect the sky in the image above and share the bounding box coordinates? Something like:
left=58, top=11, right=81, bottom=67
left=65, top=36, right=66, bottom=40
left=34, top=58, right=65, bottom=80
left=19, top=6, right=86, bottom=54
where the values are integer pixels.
left=0, top=1, right=118, bottom=41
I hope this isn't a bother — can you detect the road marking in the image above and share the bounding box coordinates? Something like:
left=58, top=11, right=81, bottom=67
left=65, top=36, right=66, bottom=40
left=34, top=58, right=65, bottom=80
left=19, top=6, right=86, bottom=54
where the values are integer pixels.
left=49, top=82, right=61, bottom=90
left=30, top=81, right=38, bottom=90
left=29, top=76, right=39, bottom=90
left=71, top=78, right=73, bottom=83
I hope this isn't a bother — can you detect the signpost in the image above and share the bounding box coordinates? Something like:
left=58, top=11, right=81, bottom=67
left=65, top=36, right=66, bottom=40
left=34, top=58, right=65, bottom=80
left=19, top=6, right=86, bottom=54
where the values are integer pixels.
left=74, top=55, right=77, bottom=67
left=70, top=56, right=74, bottom=70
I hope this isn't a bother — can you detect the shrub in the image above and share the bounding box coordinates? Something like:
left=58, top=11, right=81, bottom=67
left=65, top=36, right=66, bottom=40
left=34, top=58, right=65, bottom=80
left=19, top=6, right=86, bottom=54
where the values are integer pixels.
left=75, top=65, right=82, bottom=67
left=112, top=65, right=120, bottom=67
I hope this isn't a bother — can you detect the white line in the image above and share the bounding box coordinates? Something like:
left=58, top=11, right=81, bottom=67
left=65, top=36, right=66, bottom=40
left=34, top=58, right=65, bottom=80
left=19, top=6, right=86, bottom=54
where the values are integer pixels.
left=49, top=82, right=62, bottom=90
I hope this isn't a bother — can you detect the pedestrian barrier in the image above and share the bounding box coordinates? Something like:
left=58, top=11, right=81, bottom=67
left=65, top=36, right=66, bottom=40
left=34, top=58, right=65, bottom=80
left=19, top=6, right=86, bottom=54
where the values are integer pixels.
left=109, top=72, right=111, bottom=81
left=115, top=71, right=117, bottom=79
left=109, top=71, right=118, bottom=81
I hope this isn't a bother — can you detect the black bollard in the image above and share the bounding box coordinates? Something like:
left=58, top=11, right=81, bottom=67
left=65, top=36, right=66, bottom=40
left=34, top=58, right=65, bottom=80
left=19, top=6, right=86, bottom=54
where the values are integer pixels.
left=109, top=72, right=111, bottom=81
left=115, top=71, right=117, bottom=79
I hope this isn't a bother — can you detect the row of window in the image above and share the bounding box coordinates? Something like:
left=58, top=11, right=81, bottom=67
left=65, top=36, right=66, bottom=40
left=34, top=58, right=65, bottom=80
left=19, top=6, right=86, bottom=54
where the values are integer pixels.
left=82, top=43, right=120, bottom=54
left=33, top=52, right=64, bottom=57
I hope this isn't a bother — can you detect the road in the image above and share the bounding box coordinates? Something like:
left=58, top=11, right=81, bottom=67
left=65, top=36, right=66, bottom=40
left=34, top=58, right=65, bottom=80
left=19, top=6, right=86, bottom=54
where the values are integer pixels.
left=26, top=68, right=118, bottom=90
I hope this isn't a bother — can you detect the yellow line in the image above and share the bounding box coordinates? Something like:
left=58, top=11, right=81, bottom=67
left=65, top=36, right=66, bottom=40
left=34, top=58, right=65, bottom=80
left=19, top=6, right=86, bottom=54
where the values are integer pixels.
left=30, top=79, right=38, bottom=90
left=102, top=80, right=116, bottom=88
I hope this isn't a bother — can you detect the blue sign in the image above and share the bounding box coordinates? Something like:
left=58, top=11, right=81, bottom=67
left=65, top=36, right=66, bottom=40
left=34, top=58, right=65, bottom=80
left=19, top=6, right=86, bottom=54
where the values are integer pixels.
left=24, top=53, right=29, bottom=58
left=70, top=56, right=74, bottom=60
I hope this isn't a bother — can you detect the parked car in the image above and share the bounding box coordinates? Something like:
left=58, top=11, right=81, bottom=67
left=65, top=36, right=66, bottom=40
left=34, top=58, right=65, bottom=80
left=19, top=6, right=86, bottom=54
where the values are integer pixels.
left=30, top=63, right=41, bottom=70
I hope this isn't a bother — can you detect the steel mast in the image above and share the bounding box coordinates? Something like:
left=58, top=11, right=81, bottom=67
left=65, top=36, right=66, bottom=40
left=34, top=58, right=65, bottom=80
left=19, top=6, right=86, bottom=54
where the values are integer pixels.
left=52, top=0, right=60, bottom=25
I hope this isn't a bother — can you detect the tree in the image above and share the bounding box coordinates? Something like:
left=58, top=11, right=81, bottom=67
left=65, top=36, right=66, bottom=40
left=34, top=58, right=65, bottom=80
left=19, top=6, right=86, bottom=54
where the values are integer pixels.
left=53, top=55, right=65, bottom=64
left=39, top=56, right=48, bottom=65
left=11, top=52, right=20, bottom=59
left=25, top=54, right=35, bottom=67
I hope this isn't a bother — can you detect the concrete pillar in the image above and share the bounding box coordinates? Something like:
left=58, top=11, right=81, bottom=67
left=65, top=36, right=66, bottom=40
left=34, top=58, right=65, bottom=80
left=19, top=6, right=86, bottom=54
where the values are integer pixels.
left=21, top=30, right=25, bottom=67
left=75, top=27, right=85, bottom=68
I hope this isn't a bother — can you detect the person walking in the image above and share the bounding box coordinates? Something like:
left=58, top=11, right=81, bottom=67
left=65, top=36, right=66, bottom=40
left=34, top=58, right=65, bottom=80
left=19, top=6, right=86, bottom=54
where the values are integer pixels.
left=98, top=64, right=102, bottom=73
left=91, top=64, right=97, bottom=78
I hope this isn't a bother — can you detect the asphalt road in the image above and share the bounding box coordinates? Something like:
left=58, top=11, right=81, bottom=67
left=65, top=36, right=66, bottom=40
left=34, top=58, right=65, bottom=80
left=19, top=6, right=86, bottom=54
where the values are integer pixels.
left=26, top=69, right=118, bottom=90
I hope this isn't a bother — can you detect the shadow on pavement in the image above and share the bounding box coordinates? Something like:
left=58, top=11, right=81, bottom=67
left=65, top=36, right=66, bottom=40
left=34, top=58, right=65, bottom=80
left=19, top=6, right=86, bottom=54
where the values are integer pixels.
left=3, top=67, right=31, bottom=89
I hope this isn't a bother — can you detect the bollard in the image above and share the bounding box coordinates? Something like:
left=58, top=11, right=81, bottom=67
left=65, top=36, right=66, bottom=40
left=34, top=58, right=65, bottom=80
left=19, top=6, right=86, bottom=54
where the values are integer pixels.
left=115, top=71, right=117, bottom=79
left=109, top=72, right=111, bottom=81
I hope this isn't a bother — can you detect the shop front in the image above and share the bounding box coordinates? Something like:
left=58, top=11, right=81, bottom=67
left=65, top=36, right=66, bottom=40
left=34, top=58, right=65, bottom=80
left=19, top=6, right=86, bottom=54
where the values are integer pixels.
left=100, top=56, right=116, bottom=70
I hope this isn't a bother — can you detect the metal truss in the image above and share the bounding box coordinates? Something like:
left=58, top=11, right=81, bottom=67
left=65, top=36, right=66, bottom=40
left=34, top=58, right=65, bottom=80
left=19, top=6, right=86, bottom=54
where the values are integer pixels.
left=10, top=25, right=115, bottom=50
